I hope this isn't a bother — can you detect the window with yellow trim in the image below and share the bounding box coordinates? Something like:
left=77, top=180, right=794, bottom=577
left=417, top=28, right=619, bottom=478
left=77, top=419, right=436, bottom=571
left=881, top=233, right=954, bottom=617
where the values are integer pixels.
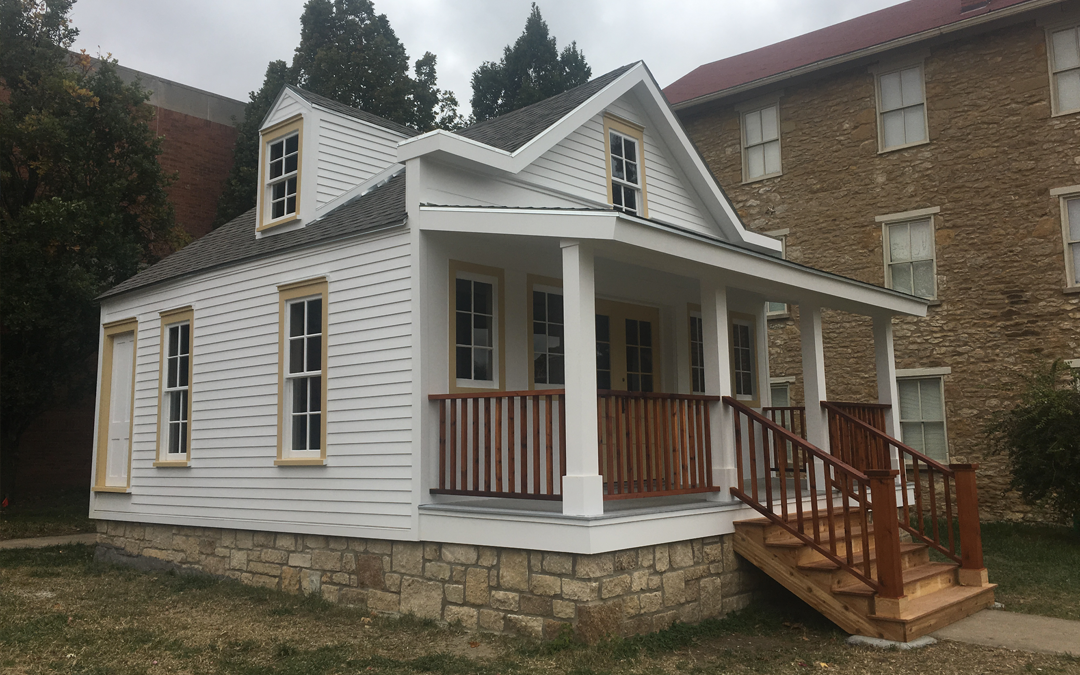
left=94, top=318, right=138, bottom=491
left=604, top=116, right=648, bottom=217
left=278, top=279, right=328, bottom=463
left=156, top=308, right=194, bottom=465
left=259, top=116, right=303, bottom=231
left=730, top=315, right=758, bottom=405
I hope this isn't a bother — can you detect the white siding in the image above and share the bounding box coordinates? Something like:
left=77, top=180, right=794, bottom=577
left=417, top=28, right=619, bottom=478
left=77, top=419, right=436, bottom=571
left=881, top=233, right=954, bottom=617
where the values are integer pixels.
left=264, top=91, right=305, bottom=128
left=92, top=230, right=415, bottom=537
left=316, top=114, right=406, bottom=208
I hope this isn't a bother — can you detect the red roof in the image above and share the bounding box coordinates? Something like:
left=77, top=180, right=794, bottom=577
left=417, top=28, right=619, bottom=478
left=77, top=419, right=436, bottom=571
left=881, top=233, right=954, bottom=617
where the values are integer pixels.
left=664, top=0, right=1039, bottom=106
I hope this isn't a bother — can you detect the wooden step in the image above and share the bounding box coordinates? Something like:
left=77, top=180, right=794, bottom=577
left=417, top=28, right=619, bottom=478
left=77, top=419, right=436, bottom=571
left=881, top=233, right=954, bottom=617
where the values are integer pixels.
left=871, top=584, right=998, bottom=642
left=798, top=542, right=927, bottom=572
left=834, top=562, right=958, bottom=599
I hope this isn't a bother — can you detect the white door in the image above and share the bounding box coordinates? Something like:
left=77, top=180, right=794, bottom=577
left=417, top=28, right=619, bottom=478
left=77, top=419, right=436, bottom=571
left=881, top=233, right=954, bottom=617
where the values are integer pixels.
left=105, top=333, right=135, bottom=487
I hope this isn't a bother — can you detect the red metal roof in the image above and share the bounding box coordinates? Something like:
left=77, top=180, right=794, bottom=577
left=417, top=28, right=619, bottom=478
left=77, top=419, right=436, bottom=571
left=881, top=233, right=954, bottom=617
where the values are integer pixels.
left=664, top=0, right=1040, bottom=106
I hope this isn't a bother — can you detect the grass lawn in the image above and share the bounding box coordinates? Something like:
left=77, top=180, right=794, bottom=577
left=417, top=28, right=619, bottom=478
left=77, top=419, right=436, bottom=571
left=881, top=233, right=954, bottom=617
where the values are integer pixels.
left=0, top=490, right=94, bottom=541
left=2, top=546, right=1079, bottom=675
left=981, top=521, right=1080, bottom=621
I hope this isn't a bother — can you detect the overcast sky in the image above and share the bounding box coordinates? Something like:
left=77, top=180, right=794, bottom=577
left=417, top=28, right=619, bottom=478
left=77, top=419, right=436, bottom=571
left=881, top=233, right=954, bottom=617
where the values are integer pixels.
left=70, top=0, right=906, bottom=116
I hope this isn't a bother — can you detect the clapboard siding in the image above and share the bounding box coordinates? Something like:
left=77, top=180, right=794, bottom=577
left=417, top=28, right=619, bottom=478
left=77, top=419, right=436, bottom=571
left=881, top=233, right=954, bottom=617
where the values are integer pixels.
left=92, top=228, right=415, bottom=536
left=315, top=114, right=404, bottom=207
left=264, top=91, right=304, bottom=127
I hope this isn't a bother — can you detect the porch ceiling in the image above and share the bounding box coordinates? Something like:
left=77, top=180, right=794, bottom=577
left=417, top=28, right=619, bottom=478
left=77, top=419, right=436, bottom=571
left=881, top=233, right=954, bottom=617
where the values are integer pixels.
left=419, top=206, right=928, bottom=318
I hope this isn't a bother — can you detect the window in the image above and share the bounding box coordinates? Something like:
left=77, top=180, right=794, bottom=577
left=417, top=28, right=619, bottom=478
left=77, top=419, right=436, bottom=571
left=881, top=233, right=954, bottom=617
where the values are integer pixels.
left=596, top=314, right=612, bottom=390
left=898, top=377, right=948, bottom=463
left=258, top=116, right=303, bottom=231
left=277, top=278, right=327, bottom=464
left=770, top=382, right=790, bottom=408
left=94, top=318, right=138, bottom=492
left=1049, top=25, right=1080, bottom=115
left=604, top=115, right=648, bottom=217
left=1061, top=194, right=1080, bottom=287
left=156, top=307, right=193, bottom=465
left=625, top=319, right=654, bottom=392
left=742, top=104, right=781, bottom=181
left=450, top=262, right=503, bottom=391
left=730, top=315, right=757, bottom=404
left=884, top=217, right=936, bottom=299
left=876, top=65, right=927, bottom=150
left=689, top=312, right=705, bottom=394
left=765, top=230, right=789, bottom=316
left=532, top=287, right=564, bottom=387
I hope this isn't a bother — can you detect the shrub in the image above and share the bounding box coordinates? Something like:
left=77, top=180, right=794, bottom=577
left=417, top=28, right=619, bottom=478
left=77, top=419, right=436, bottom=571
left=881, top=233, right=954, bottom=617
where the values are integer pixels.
left=987, top=360, right=1080, bottom=531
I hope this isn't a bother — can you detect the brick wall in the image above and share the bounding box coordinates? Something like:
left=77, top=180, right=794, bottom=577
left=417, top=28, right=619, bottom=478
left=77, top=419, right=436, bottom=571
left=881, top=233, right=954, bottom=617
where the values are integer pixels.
left=679, top=18, right=1080, bottom=521
left=96, top=522, right=759, bottom=642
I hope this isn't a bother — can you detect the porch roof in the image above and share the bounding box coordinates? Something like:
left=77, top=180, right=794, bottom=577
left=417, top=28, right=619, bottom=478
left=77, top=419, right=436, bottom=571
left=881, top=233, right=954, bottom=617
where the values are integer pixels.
left=418, top=205, right=929, bottom=318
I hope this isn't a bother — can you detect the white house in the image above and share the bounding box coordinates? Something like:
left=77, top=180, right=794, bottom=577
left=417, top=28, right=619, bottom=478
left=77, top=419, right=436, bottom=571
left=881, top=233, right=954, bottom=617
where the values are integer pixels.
left=90, top=63, right=993, bottom=642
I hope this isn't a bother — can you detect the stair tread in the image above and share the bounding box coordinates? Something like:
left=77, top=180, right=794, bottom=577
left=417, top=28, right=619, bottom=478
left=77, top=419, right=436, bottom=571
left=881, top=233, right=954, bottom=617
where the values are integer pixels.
left=764, top=524, right=874, bottom=548
left=872, top=583, right=998, bottom=623
left=798, top=542, right=926, bottom=571
left=834, top=562, right=958, bottom=597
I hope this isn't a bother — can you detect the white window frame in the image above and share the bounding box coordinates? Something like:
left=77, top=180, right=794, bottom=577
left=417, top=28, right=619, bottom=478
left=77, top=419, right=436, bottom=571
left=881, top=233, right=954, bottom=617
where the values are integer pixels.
left=603, top=115, right=649, bottom=218
left=531, top=283, right=565, bottom=387
left=897, top=375, right=949, bottom=463
left=1052, top=186, right=1080, bottom=288
left=157, top=310, right=193, bottom=465
left=284, top=295, right=324, bottom=459
left=769, top=381, right=791, bottom=408
left=730, top=315, right=757, bottom=403
left=689, top=310, right=705, bottom=394
left=874, top=62, right=929, bottom=152
left=765, top=229, right=790, bottom=317
left=455, top=270, right=500, bottom=390
left=267, top=132, right=299, bottom=221
left=878, top=208, right=940, bottom=300
left=276, top=277, right=328, bottom=465
left=258, top=115, right=304, bottom=232
left=740, top=103, right=782, bottom=182
left=1047, top=23, right=1080, bottom=116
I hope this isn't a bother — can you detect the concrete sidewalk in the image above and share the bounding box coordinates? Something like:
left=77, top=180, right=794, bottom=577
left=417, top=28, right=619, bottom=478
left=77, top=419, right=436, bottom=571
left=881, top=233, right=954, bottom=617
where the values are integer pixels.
left=0, top=533, right=98, bottom=550
left=933, top=609, right=1080, bottom=656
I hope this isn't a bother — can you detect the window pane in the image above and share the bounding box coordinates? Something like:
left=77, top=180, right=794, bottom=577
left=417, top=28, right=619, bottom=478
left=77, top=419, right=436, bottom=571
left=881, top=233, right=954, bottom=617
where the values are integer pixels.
left=764, top=140, right=781, bottom=175
left=626, top=160, right=638, bottom=185
left=1052, top=28, right=1080, bottom=70
left=612, top=156, right=625, bottom=180
left=627, top=345, right=639, bottom=372
left=1068, top=199, right=1080, bottom=241
left=923, top=422, right=947, bottom=462
left=549, top=355, right=564, bottom=385
left=768, top=301, right=786, bottom=314
left=179, top=324, right=190, bottom=355
left=309, top=376, right=321, bottom=412
left=904, top=105, right=927, bottom=143
left=901, top=421, right=924, bottom=453
left=270, top=140, right=283, bottom=161
left=456, top=279, right=471, bottom=312
left=1059, top=70, right=1080, bottom=113
left=910, top=220, right=933, bottom=260
left=273, top=181, right=285, bottom=200
left=898, top=380, right=921, bottom=420
left=179, top=389, right=188, bottom=422
left=273, top=200, right=285, bottom=219
left=880, top=71, right=902, bottom=111
left=473, top=348, right=492, bottom=381
left=548, top=324, right=563, bottom=353
left=270, top=159, right=283, bottom=180
left=641, top=374, right=653, bottom=393
left=597, top=342, right=610, bottom=371
left=289, top=338, right=304, bottom=374
left=640, top=347, right=652, bottom=374
left=473, top=315, right=491, bottom=347
left=628, top=373, right=640, bottom=392
left=548, top=293, right=563, bottom=324
left=290, top=302, right=305, bottom=338
left=747, top=145, right=765, bottom=178
left=167, top=357, right=178, bottom=389
left=882, top=109, right=906, bottom=148
left=533, top=291, right=546, bottom=321
left=913, top=260, right=935, bottom=298
left=625, top=319, right=638, bottom=345
left=308, top=413, right=321, bottom=450
left=639, top=322, right=652, bottom=347
left=179, top=420, right=187, bottom=455
left=744, top=110, right=762, bottom=145
left=771, top=385, right=789, bottom=408
left=168, top=325, right=179, bottom=357
left=456, top=346, right=471, bottom=379
left=612, top=182, right=623, bottom=207
left=286, top=177, right=297, bottom=196
left=169, top=421, right=180, bottom=454
left=534, top=353, right=547, bottom=384
left=900, top=67, right=923, bottom=106
left=284, top=154, right=297, bottom=174
left=889, top=223, right=910, bottom=262
left=622, top=138, right=636, bottom=162
left=456, top=312, right=471, bottom=346
left=285, top=134, right=299, bottom=155
left=891, top=262, right=913, bottom=294
left=169, top=390, right=181, bottom=422
left=760, top=106, right=778, bottom=141
left=623, top=187, right=636, bottom=213
left=306, top=336, right=321, bottom=371
left=292, top=414, right=307, bottom=451
left=473, top=282, right=492, bottom=315
left=1072, top=244, right=1080, bottom=281
left=919, top=379, right=944, bottom=420
left=293, top=377, right=309, bottom=412
left=609, top=132, right=621, bottom=157
left=306, top=298, right=322, bottom=335
left=595, top=315, right=610, bottom=342
left=598, top=371, right=611, bottom=390
left=178, top=355, right=189, bottom=387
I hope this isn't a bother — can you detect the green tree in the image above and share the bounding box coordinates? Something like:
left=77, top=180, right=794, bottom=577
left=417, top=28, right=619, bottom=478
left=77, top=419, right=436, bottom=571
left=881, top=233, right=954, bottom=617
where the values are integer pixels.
left=469, top=4, right=592, bottom=122
left=213, top=0, right=460, bottom=227
left=0, top=0, right=180, bottom=499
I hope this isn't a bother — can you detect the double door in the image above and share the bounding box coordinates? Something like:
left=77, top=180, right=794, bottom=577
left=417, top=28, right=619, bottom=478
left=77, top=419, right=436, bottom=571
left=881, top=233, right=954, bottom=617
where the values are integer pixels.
left=595, top=299, right=660, bottom=393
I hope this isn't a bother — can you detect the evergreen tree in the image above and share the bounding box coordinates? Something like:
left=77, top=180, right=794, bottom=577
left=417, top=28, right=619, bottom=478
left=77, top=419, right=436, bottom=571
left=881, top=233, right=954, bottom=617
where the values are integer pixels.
left=213, top=0, right=460, bottom=227
left=470, top=4, right=592, bottom=122
left=0, top=0, right=180, bottom=498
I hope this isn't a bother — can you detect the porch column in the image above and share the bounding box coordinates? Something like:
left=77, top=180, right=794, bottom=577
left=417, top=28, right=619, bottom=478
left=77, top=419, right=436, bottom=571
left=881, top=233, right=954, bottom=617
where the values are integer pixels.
left=873, top=314, right=902, bottom=470
left=560, top=241, right=604, bottom=516
left=701, top=278, right=737, bottom=501
left=799, top=304, right=829, bottom=453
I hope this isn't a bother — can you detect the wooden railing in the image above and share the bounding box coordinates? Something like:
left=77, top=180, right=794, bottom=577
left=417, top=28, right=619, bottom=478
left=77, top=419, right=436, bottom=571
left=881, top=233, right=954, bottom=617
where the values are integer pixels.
left=819, top=402, right=983, bottom=569
left=430, top=390, right=566, bottom=500
left=598, top=391, right=718, bottom=499
left=824, top=402, right=892, bottom=472
left=763, top=406, right=807, bottom=440
left=726, top=396, right=903, bottom=597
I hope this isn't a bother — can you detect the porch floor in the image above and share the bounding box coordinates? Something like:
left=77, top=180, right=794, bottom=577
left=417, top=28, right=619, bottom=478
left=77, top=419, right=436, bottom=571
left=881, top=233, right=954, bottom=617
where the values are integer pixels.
left=421, top=492, right=738, bottom=520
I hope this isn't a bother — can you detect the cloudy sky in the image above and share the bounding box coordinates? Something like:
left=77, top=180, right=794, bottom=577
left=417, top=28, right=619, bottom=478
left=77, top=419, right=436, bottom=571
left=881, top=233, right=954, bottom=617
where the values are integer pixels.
left=70, top=0, right=906, bottom=115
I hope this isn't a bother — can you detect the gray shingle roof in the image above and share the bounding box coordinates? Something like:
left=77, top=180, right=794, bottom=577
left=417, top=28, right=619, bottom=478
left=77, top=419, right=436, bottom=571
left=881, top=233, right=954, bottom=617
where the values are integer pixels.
left=99, top=173, right=407, bottom=300
left=456, top=63, right=637, bottom=153
left=286, top=84, right=421, bottom=138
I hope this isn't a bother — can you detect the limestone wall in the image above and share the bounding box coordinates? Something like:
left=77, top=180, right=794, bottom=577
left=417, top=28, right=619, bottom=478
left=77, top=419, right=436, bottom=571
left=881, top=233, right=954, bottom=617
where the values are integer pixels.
left=679, top=17, right=1080, bottom=522
left=95, top=521, right=759, bottom=642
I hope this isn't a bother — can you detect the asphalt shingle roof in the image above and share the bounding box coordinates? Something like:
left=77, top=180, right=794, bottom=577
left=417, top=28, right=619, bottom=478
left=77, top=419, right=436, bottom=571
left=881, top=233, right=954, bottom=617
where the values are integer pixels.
left=456, top=63, right=636, bottom=153
left=100, top=173, right=407, bottom=300
left=286, top=84, right=421, bottom=138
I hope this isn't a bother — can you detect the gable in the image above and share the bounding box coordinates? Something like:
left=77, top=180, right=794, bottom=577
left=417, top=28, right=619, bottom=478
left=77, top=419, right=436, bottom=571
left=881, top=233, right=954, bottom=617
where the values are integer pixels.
left=264, top=89, right=307, bottom=128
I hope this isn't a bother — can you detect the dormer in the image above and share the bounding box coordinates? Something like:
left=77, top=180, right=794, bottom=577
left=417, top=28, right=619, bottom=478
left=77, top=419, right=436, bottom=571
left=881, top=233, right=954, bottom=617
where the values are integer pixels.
left=256, top=85, right=420, bottom=236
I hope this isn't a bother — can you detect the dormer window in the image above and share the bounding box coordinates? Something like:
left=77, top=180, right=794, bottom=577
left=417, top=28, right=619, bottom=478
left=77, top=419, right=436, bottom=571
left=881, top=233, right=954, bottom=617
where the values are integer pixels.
left=604, top=115, right=648, bottom=218
left=258, top=116, right=303, bottom=231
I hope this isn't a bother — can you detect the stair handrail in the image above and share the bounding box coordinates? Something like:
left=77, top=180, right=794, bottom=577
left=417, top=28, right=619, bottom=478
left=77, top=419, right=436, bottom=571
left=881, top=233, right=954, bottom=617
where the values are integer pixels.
left=725, top=396, right=894, bottom=594
left=820, top=402, right=975, bottom=567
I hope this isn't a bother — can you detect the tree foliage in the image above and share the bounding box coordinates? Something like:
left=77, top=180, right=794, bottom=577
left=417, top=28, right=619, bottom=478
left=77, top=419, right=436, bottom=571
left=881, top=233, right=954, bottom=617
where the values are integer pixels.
left=469, top=3, right=591, bottom=123
left=213, top=0, right=461, bottom=227
left=987, top=360, right=1080, bottom=530
left=0, top=0, right=180, bottom=497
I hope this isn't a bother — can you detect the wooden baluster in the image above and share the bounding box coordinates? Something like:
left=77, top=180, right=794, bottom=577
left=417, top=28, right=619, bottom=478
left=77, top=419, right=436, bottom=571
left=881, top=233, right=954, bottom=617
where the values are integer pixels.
left=951, top=464, right=986, bottom=584
left=520, top=396, right=528, bottom=495
left=627, top=397, right=639, bottom=494
left=472, top=398, right=480, bottom=492
left=438, top=401, right=447, bottom=490
left=775, top=425, right=788, bottom=522
left=912, top=457, right=924, bottom=537
left=857, top=479, right=872, bottom=578
left=494, top=396, right=503, bottom=494
left=679, top=400, right=691, bottom=490
left=806, top=446, right=821, bottom=545
left=686, top=399, right=698, bottom=490
left=897, top=445, right=911, bottom=527
left=611, top=395, right=623, bottom=495
left=448, top=400, right=457, bottom=491
left=824, top=463, right=838, bottom=557
left=696, top=401, right=707, bottom=488
left=734, top=406, right=745, bottom=498
left=702, top=400, right=714, bottom=489
left=867, top=469, right=904, bottom=600
left=605, top=395, right=616, bottom=496
left=636, top=397, right=648, bottom=494
left=842, top=472, right=856, bottom=566
left=532, top=395, right=541, bottom=495
left=793, top=432, right=805, bottom=535
left=747, top=412, right=760, bottom=504
left=648, top=399, right=660, bottom=493
left=928, top=468, right=940, bottom=548
left=483, top=398, right=492, bottom=492
left=660, top=398, right=672, bottom=492
left=760, top=419, right=773, bottom=512
left=559, top=394, right=567, bottom=493
left=460, top=400, right=468, bottom=491
left=507, top=396, right=516, bottom=494
left=944, top=472, right=955, bottom=557
left=545, top=394, right=554, bottom=496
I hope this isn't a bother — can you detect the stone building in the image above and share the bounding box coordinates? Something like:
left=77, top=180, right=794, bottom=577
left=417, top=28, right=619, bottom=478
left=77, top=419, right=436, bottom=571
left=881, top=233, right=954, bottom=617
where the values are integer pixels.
left=666, top=0, right=1080, bottom=521
left=14, top=64, right=245, bottom=497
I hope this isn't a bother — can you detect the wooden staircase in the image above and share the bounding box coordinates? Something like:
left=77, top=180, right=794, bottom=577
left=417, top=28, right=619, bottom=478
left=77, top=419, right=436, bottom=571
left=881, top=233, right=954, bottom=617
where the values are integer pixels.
left=727, top=398, right=995, bottom=642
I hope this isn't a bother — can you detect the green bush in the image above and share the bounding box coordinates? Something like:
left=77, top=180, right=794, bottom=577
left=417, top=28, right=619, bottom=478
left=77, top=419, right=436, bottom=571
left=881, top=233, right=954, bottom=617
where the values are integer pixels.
left=987, top=360, right=1080, bottom=531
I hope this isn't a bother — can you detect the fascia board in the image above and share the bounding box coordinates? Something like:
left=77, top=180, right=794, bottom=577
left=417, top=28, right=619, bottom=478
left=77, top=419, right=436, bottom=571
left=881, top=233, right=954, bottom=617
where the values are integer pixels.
left=315, top=164, right=405, bottom=218
left=397, top=130, right=513, bottom=171
left=418, top=206, right=618, bottom=241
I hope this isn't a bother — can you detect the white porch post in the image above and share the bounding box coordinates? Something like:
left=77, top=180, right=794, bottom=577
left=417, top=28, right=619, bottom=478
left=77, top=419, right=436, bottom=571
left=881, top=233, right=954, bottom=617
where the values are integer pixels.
left=799, top=304, right=829, bottom=452
left=701, top=278, right=736, bottom=501
left=873, top=314, right=902, bottom=468
left=561, top=241, right=604, bottom=516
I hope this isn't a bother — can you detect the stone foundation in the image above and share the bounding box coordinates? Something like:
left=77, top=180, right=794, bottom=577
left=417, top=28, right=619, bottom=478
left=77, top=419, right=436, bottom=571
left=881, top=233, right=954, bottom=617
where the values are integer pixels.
left=95, top=520, right=759, bottom=641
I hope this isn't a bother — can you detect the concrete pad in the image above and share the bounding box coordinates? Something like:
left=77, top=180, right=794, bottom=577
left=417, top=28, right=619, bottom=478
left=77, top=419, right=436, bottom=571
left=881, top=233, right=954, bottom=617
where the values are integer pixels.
left=848, top=635, right=937, bottom=650
left=0, top=533, right=98, bottom=550
left=933, top=609, right=1080, bottom=656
